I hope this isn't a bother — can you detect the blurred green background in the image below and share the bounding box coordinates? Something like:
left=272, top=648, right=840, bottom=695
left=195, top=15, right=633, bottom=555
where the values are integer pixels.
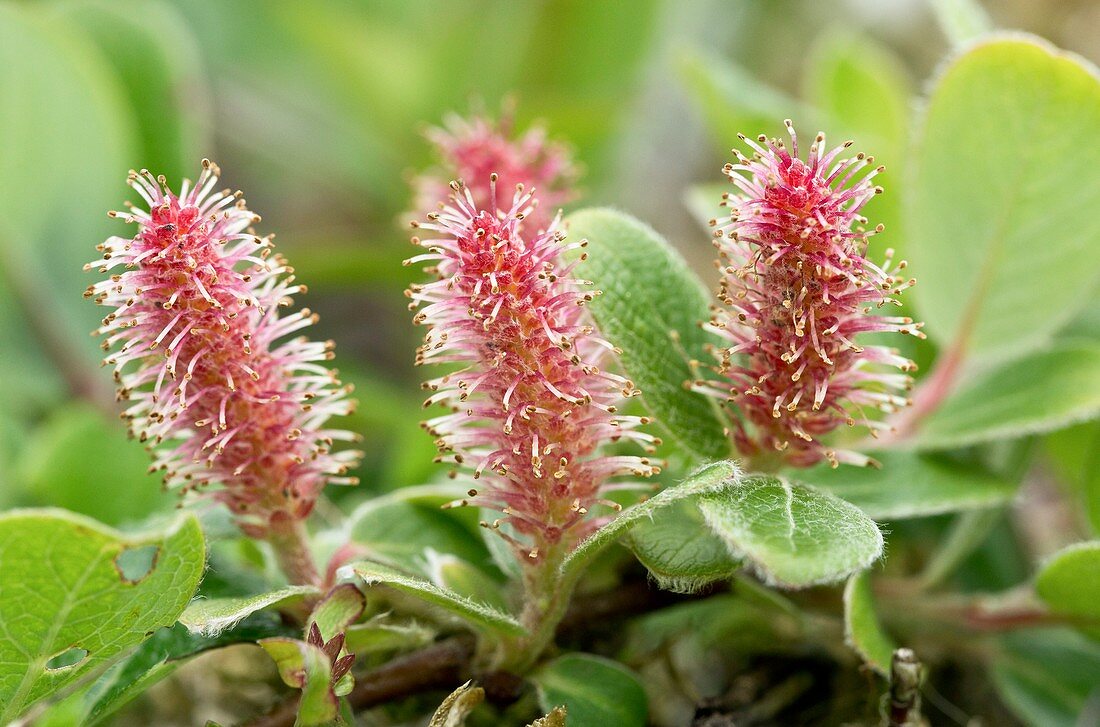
left=2, top=0, right=1098, bottom=526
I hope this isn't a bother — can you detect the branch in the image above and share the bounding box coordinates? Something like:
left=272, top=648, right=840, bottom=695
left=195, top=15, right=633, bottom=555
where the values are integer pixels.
left=243, top=578, right=701, bottom=726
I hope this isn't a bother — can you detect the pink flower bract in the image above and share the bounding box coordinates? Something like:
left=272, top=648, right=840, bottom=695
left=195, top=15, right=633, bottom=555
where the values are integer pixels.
left=695, top=122, right=924, bottom=468
left=407, top=178, right=658, bottom=561
left=86, top=162, right=359, bottom=536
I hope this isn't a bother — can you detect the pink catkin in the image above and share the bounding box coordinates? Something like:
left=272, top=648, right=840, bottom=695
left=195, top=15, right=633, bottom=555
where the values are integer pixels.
left=86, top=162, right=359, bottom=537
left=407, top=178, right=659, bottom=562
left=413, top=110, right=577, bottom=237
left=695, top=122, right=924, bottom=468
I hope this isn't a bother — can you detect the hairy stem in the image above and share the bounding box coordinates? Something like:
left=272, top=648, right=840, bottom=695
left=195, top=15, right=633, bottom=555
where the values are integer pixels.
left=498, top=543, right=572, bottom=673
left=268, top=516, right=321, bottom=587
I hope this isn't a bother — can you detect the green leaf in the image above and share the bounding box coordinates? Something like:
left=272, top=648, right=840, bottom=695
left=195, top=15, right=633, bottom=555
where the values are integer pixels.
left=561, top=460, right=742, bottom=584
left=1035, top=541, right=1100, bottom=640
left=180, top=585, right=320, bottom=637
left=698, top=475, right=884, bottom=588
left=79, top=614, right=296, bottom=725
left=0, top=3, right=134, bottom=383
left=909, top=37, right=1100, bottom=365
left=795, top=450, right=1017, bottom=519
left=625, top=500, right=740, bottom=593
left=259, top=637, right=338, bottom=726
left=310, top=584, right=366, bottom=642
left=429, top=681, right=485, bottom=727
left=1043, top=421, right=1100, bottom=534
left=0, top=511, right=205, bottom=722
left=55, top=0, right=210, bottom=181
left=930, top=0, right=993, bottom=45
left=423, top=551, right=509, bottom=610
left=338, top=561, right=525, bottom=637
left=843, top=572, right=895, bottom=676
left=917, top=509, right=1004, bottom=589
left=564, top=208, right=730, bottom=462
left=347, top=493, right=496, bottom=577
left=992, top=629, right=1100, bottom=727
left=677, top=49, right=818, bottom=146
left=915, top=344, right=1100, bottom=449
left=802, top=30, right=910, bottom=255
left=683, top=183, right=729, bottom=231
left=15, top=404, right=175, bottom=525
left=532, top=654, right=648, bottom=727
left=344, top=617, right=434, bottom=655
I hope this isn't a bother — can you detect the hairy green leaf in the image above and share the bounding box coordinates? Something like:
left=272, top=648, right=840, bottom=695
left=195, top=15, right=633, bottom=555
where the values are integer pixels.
left=338, top=561, right=524, bottom=637
left=78, top=615, right=295, bottom=725
left=0, top=511, right=205, bottom=722
left=181, top=585, right=320, bottom=637
left=564, top=207, right=730, bottom=461
left=532, top=653, right=647, bottom=727
left=843, top=572, right=895, bottom=676
left=910, top=37, right=1100, bottom=364
left=796, top=450, right=1017, bottom=519
left=915, top=344, right=1100, bottom=449
left=625, top=500, right=740, bottom=593
left=561, top=460, right=742, bottom=585
left=699, top=475, right=883, bottom=588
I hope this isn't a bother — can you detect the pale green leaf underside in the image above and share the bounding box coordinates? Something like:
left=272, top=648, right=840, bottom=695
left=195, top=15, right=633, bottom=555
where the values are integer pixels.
left=0, top=510, right=205, bottom=722
left=180, top=585, right=320, bottom=637
left=338, top=561, right=525, bottom=637
left=796, top=450, right=1017, bottom=519
left=843, top=571, right=896, bottom=676
left=910, top=36, right=1100, bottom=364
left=1035, top=541, right=1100, bottom=639
left=625, top=500, right=740, bottom=593
left=532, top=653, right=648, bottom=727
left=699, top=475, right=884, bottom=588
left=564, top=207, right=730, bottom=461
left=915, top=344, right=1100, bottom=449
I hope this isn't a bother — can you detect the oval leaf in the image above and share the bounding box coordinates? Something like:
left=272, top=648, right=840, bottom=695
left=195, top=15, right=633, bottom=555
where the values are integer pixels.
left=915, top=344, right=1100, bottom=449
left=564, top=207, right=730, bottom=461
left=561, top=460, right=742, bottom=584
left=625, top=500, right=740, bottom=593
left=1035, top=541, right=1100, bottom=640
left=532, top=653, right=647, bottom=727
left=698, top=475, right=884, bottom=588
left=796, top=450, right=1017, bottom=519
left=337, top=561, right=524, bottom=637
left=909, top=37, right=1100, bottom=364
left=0, top=510, right=205, bottom=722
left=843, top=571, right=896, bottom=676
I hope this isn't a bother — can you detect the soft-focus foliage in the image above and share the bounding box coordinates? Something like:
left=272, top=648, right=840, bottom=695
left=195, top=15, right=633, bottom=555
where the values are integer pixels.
left=4, top=1, right=1100, bottom=725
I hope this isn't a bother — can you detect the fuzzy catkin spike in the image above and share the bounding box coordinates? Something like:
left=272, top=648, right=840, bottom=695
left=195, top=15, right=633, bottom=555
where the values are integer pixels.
left=694, top=122, right=924, bottom=468
left=407, top=180, right=658, bottom=562
left=412, top=108, right=578, bottom=237
left=86, top=162, right=360, bottom=537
